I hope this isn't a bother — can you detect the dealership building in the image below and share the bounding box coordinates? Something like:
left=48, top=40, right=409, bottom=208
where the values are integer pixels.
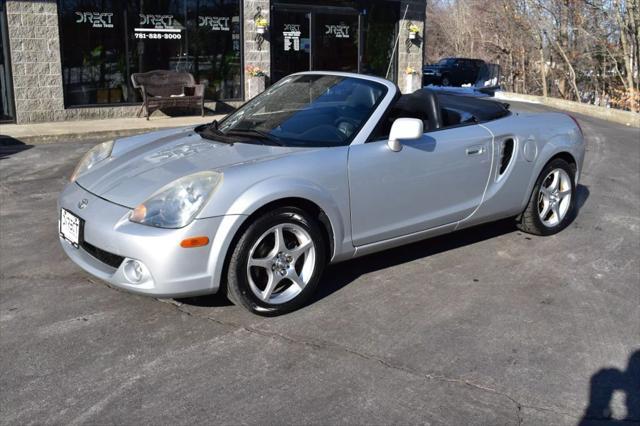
left=0, top=0, right=426, bottom=124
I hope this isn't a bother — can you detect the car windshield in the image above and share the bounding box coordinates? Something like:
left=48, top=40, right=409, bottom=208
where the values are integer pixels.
left=215, top=74, right=387, bottom=147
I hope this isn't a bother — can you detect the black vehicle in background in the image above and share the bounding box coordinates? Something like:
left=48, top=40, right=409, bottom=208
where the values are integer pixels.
left=423, top=58, right=486, bottom=87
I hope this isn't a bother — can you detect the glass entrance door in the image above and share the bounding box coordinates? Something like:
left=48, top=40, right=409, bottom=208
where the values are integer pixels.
left=271, top=9, right=311, bottom=83
left=271, top=4, right=359, bottom=83
left=313, top=11, right=358, bottom=73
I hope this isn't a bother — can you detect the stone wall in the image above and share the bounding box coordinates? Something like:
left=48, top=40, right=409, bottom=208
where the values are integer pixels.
left=243, top=0, right=270, bottom=100
left=5, top=0, right=65, bottom=123
left=398, top=0, right=426, bottom=93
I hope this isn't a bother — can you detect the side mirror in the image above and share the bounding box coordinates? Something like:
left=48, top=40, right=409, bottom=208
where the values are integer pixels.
left=388, top=118, right=424, bottom=152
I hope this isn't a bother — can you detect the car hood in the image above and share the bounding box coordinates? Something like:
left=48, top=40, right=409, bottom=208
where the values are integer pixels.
left=76, top=127, right=301, bottom=208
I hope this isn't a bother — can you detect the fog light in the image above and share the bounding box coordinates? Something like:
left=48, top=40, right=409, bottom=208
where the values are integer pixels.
left=123, top=259, right=145, bottom=283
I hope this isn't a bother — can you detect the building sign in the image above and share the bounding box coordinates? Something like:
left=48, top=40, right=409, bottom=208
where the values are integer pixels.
left=135, top=14, right=181, bottom=39
left=199, top=16, right=230, bottom=31
left=283, top=24, right=301, bottom=51
left=75, top=12, right=114, bottom=28
left=325, top=23, right=350, bottom=38
left=139, top=14, right=175, bottom=28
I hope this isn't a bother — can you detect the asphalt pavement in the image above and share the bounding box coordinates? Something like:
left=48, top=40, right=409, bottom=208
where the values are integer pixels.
left=1, top=102, right=639, bottom=425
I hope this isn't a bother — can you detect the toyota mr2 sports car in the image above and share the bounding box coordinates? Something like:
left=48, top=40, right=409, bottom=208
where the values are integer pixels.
left=58, top=71, right=585, bottom=315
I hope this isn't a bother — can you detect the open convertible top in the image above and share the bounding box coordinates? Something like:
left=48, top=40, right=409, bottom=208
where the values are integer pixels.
left=434, top=92, right=511, bottom=122
left=372, top=89, right=511, bottom=138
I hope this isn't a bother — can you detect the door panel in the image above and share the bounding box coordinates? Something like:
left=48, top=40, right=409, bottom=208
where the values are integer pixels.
left=348, top=125, right=494, bottom=246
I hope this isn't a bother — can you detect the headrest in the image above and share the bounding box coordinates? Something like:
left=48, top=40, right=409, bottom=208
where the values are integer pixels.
left=348, top=85, right=376, bottom=109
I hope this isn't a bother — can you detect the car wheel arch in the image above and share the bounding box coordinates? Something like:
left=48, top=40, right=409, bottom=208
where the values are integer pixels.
left=214, top=196, right=337, bottom=297
left=226, top=177, right=344, bottom=244
left=547, top=151, right=577, bottom=173
left=519, top=149, right=579, bottom=214
left=536, top=147, right=578, bottom=184
left=236, top=197, right=335, bottom=260
left=205, top=176, right=350, bottom=295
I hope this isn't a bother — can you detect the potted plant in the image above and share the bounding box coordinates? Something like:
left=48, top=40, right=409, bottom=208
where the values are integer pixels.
left=255, top=17, right=268, bottom=34
left=404, top=66, right=421, bottom=93
left=246, top=65, right=266, bottom=99
left=408, top=24, right=420, bottom=40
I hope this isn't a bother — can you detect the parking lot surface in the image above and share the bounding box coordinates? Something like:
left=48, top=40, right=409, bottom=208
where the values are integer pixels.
left=1, top=102, right=639, bottom=425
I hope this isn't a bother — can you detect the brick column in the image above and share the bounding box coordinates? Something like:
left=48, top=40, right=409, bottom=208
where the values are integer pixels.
left=243, top=0, right=270, bottom=101
left=5, top=0, right=65, bottom=123
left=398, top=0, right=426, bottom=93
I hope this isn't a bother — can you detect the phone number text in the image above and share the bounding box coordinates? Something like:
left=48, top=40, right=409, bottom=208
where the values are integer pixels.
left=134, top=32, right=182, bottom=39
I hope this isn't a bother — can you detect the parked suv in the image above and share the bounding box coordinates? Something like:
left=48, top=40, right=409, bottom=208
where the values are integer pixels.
left=423, top=58, right=486, bottom=87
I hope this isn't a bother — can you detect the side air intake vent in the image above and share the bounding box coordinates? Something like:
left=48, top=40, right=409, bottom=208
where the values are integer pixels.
left=499, top=138, right=515, bottom=176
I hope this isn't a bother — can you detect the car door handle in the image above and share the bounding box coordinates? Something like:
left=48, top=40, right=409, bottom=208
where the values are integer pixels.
left=466, top=145, right=485, bottom=156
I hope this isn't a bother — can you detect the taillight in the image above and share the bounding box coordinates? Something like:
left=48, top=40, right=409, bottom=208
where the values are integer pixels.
left=568, top=114, right=583, bottom=138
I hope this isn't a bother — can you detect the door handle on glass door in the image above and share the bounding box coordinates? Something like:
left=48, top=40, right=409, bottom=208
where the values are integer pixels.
left=466, top=145, right=485, bottom=156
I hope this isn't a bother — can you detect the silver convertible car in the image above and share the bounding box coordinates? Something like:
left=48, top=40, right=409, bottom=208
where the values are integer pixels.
left=58, top=72, right=585, bottom=315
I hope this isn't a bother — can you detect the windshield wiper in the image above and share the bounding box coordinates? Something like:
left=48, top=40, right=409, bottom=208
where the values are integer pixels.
left=225, top=129, right=284, bottom=146
left=196, top=121, right=284, bottom=146
left=195, top=120, right=237, bottom=144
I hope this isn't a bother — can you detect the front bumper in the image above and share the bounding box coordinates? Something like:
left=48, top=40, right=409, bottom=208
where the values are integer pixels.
left=58, top=183, right=226, bottom=298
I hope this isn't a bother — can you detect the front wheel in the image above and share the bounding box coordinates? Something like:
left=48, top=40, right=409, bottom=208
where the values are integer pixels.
left=517, top=158, right=576, bottom=236
left=226, top=207, right=326, bottom=315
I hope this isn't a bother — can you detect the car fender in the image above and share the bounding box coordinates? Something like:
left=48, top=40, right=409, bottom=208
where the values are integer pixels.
left=227, top=176, right=347, bottom=252
left=205, top=176, right=351, bottom=293
left=520, top=132, right=583, bottom=210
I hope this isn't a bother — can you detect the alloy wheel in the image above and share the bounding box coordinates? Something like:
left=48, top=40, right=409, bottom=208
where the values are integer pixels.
left=537, top=168, right=572, bottom=227
left=246, top=223, right=316, bottom=304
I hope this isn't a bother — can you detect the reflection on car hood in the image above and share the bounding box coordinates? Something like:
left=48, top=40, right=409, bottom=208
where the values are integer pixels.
left=76, top=127, right=299, bottom=208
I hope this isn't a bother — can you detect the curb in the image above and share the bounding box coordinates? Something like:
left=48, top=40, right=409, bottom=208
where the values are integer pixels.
left=2, top=127, right=179, bottom=145
left=0, top=115, right=225, bottom=145
left=495, top=92, right=640, bottom=128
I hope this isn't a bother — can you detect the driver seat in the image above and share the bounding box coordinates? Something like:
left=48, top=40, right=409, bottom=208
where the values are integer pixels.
left=391, top=89, right=443, bottom=131
left=347, top=85, right=377, bottom=109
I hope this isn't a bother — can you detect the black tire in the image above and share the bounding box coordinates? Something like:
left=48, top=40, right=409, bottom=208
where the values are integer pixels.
left=517, top=158, right=577, bottom=236
left=226, top=207, right=326, bottom=316
left=441, top=75, right=451, bottom=86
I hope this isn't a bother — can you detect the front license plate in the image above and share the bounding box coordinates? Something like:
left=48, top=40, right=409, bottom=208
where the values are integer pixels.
left=60, top=208, right=81, bottom=247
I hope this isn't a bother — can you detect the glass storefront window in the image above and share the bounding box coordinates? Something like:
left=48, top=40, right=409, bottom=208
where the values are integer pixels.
left=186, top=0, right=242, bottom=100
left=361, top=1, right=399, bottom=81
left=58, top=0, right=242, bottom=106
left=58, top=0, right=129, bottom=105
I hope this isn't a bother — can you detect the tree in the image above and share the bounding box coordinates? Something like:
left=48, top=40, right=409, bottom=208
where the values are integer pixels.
left=424, top=0, right=640, bottom=111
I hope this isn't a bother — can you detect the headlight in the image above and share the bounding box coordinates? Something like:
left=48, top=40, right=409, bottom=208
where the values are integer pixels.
left=70, top=140, right=114, bottom=182
left=129, top=172, right=222, bottom=229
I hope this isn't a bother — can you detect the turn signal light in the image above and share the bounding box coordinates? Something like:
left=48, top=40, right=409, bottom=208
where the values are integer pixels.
left=130, top=204, right=147, bottom=223
left=180, top=236, right=210, bottom=248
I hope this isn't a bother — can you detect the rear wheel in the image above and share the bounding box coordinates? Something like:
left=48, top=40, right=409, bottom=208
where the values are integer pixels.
left=518, top=158, right=576, bottom=236
left=226, top=207, right=326, bottom=315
